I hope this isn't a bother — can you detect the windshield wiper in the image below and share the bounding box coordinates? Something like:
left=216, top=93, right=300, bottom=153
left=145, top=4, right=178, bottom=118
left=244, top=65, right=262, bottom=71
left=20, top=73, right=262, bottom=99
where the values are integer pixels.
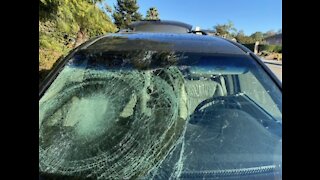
left=180, top=164, right=281, bottom=179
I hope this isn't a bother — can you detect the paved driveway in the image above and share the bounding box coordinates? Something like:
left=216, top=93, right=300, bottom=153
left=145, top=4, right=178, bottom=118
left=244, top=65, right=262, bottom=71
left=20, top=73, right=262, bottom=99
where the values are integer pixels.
left=261, top=60, right=282, bottom=82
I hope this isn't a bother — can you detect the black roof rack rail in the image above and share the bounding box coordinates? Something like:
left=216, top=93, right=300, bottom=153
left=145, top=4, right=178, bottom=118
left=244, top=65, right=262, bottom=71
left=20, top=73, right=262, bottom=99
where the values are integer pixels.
left=189, top=30, right=208, bottom=35
left=127, top=20, right=192, bottom=33
left=129, top=20, right=192, bottom=31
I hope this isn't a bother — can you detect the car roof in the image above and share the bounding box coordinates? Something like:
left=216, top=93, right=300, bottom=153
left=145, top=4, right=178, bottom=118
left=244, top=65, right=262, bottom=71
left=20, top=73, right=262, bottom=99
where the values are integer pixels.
left=128, top=20, right=193, bottom=33
left=85, top=32, right=248, bottom=55
left=129, top=20, right=193, bottom=30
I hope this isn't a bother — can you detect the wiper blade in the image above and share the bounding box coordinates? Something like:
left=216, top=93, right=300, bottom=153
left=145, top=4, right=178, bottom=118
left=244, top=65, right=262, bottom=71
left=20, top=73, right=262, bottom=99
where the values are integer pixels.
left=180, top=164, right=281, bottom=178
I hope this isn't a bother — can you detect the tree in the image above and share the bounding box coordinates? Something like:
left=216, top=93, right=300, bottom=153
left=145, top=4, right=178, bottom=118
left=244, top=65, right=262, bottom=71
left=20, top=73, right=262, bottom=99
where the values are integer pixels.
left=145, top=7, right=159, bottom=20
left=55, top=0, right=116, bottom=47
left=277, top=29, right=282, bottom=34
left=104, top=4, right=113, bottom=13
left=86, top=0, right=104, bottom=4
left=235, top=30, right=254, bottom=44
left=213, top=20, right=237, bottom=38
left=250, top=31, right=264, bottom=42
left=113, top=0, right=142, bottom=29
left=39, top=0, right=62, bottom=20
left=237, top=30, right=245, bottom=36
left=235, top=30, right=245, bottom=43
left=263, top=30, right=276, bottom=38
left=39, top=0, right=117, bottom=71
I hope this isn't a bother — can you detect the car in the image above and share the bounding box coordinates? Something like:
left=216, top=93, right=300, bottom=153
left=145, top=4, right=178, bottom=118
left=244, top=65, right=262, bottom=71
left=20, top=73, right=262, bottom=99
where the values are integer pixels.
left=39, top=20, right=282, bottom=180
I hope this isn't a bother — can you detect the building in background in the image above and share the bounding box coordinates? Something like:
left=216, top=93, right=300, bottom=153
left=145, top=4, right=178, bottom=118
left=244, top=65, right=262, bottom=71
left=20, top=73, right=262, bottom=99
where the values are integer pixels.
left=264, top=34, right=282, bottom=45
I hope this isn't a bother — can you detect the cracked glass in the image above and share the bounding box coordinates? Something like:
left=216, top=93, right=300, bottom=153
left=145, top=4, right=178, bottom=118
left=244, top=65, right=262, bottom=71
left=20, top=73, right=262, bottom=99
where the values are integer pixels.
left=39, top=50, right=282, bottom=179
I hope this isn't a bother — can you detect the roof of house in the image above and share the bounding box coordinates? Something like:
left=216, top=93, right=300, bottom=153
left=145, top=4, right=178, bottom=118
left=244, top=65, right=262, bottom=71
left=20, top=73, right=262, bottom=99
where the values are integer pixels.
left=264, top=33, right=282, bottom=40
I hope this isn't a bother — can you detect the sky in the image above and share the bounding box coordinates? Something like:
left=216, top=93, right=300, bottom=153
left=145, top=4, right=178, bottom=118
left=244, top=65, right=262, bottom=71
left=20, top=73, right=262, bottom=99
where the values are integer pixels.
left=104, top=0, right=282, bottom=35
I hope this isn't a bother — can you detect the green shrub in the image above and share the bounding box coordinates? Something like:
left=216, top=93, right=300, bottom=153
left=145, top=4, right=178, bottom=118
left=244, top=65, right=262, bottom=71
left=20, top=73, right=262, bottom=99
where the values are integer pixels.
left=39, top=35, right=64, bottom=52
left=39, top=48, right=63, bottom=70
left=242, top=43, right=256, bottom=52
left=39, top=0, right=117, bottom=73
left=273, top=45, right=282, bottom=53
left=259, top=44, right=282, bottom=53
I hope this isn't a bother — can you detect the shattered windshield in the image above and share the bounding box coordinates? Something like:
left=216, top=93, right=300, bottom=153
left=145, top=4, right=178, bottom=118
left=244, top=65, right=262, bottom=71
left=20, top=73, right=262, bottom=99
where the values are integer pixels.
left=39, top=50, right=282, bottom=179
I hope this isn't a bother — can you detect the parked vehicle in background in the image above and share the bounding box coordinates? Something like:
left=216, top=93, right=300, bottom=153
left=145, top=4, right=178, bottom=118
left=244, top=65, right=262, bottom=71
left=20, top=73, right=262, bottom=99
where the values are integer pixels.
left=39, top=20, right=282, bottom=180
